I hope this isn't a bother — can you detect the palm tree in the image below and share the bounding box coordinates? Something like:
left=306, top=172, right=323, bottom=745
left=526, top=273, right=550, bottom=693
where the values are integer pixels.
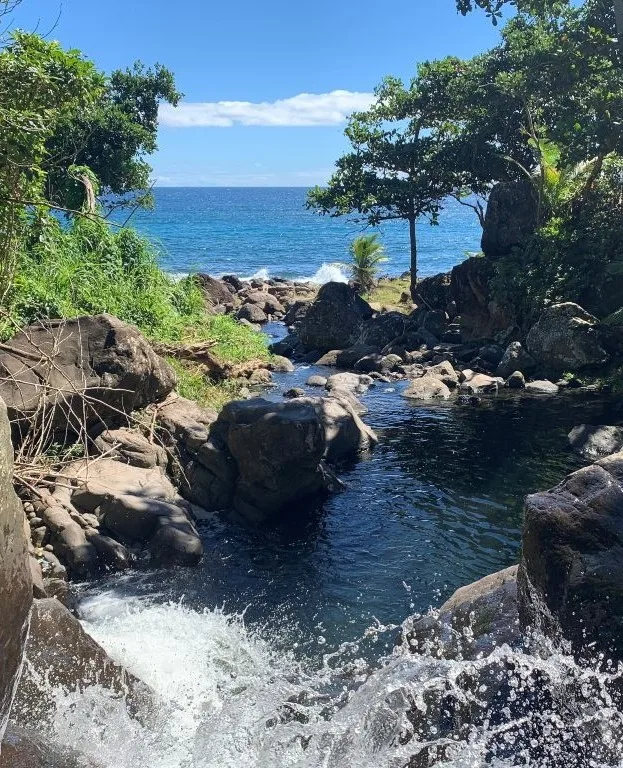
left=348, top=234, right=388, bottom=295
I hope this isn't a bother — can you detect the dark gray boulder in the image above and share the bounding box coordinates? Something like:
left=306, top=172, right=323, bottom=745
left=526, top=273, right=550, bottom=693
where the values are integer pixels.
left=356, top=312, right=407, bottom=348
left=236, top=303, right=268, bottom=324
left=518, top=451, right=623, bottom=661
left=296, top=282, right=373, bottom=352
left=526, top=302, right=608, bottom=372
left=0, top=314, right=176, bottom=439
left=195, top=273, right=235, bottom=308
left=496, top=341, right=536, bottom=379
left=568, top=424, right=623, bottom=460
left=481, top=180, right=538, bottom=258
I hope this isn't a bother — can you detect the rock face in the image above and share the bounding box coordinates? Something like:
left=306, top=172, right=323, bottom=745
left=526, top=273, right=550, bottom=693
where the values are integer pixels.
left=481, top=180, right=538, bottom=258
left=0, top=398, right=31, bottom=738
left=568, top=424, right=623, bottom=460
left=526, top=303, right=608, bottom=372
left=402, top=566, right=519, bottom=660
left=450, top=256, right=512, bottom=341
left=0, top=314, right=176, bottom=438
left=518, top=451, right=623, bottom=661
left=296, top=282, right=373, bottom=352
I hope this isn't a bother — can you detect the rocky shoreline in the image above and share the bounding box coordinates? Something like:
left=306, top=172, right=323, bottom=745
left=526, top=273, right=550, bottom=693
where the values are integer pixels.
left=0, top=259, right=622, bottom=765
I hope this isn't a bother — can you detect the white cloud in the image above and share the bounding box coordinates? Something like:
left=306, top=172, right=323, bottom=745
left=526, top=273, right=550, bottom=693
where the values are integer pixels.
left=159, top=90, right=375, bottom=128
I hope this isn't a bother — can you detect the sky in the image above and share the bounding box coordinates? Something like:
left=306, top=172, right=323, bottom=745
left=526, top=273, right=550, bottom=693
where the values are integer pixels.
left=12, top=0, right=505, bottom=186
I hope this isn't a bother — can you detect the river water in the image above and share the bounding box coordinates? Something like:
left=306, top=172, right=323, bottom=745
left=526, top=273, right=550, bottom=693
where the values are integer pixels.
left=27, top=324, right=623, bottom=767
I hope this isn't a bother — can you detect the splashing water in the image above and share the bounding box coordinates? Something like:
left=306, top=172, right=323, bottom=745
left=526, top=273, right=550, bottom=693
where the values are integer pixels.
left=237, top=263, right=348, bottom=285
left=34, top=591, right=623, bottom=768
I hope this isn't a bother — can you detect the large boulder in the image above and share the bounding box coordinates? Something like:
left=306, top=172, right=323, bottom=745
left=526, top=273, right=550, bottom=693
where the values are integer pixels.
left=495, top=341, right=536, bottom=379
left=518, top=451, right=623, bottom=661
left=449, top=256, right=513, bottom=341
left=0, top=398, right=31, bottom=737
left=568, top=424, right=623, bottom=460
left=413, top=272, right=452, bottom=309
left=525, top=302, right=608, bottom=372
left=303, top=396, right=377, bottom=462
left=481, top=180, right=538, bottom=258
left=12, top=598, right=152, bottom=729
left=212, top=399, right=330, bottom=521
left=0, top=314, right=176, bottom=438
left=356, top=312, right=407, bottom=349
left=402, top=374, right=452, bottom=401
left=195, top=273, right=235, bottom=309
left=402, top=566, right=519, bottom=660
left=296, top=282, right=373, bottom=352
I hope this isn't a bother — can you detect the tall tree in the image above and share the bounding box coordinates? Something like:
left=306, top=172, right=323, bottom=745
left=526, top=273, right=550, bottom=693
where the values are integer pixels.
left=308, top=77, right=474, bottom=298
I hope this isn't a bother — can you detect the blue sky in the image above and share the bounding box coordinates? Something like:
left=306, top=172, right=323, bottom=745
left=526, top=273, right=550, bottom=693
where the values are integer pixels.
left=14, top=0, right=505, bottom=186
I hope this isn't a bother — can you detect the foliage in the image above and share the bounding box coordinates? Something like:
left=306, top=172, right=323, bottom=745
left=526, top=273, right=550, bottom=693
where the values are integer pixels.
left=167, top=359, right=253, bottom=411
left=367, top=276, right=412, bottom=309
left=346, top=234, right=388, bottom=294
left=0, top=31, right=104, bottom=297
left=308, top=76, right=479, bottom=296
left=44, top=61, right=181, bottom=210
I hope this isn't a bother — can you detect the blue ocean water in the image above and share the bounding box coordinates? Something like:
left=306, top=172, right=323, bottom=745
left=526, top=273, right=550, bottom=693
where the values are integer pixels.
left=126, top=187, right=483, bottom=280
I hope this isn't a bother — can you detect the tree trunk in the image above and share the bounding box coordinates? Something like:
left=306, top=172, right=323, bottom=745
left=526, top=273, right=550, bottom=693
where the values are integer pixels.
left=408, top=216, right=418, bottom=301
left=615, top=0, right=623, bottom=52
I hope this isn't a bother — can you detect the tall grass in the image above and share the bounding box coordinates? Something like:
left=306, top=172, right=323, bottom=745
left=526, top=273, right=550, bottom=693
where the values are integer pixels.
left=3, top=214, right=268, bottom=364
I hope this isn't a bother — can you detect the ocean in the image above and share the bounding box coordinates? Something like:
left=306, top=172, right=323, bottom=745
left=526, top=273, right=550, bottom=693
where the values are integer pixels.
left=124, top=187, right=483, bottom=280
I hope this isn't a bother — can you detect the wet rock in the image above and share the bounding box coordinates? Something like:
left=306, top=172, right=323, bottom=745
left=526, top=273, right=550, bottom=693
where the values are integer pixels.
left=495, top=341, right=536, bottom=379
left=325, top=372, right=372, bottom=395
left=478, top=343, right=505, bottom=367
left=268, top=355, right=295, bottom=373
left=421, top=309, right=449, bottom=338
left=306, top=375, right=327, bottom=387
left=84, top=529, right=132, bottom=571
left=94, top=428, right=168, bottom=469
left=296, top=282, right=373, bottom=352
left=284, top=387, right=306, bottom=399
left=481, top=180, right=538, bottom=258
left=236, top=303, right=268, bottom=324
left=312, top=396, right=377, bottom=462
left=519, top=451, right=623, bottom=662
left=524, top=379, right=559, bottom=395
left=0, top=725, right=101, bottom=768
left=283, top=299, right=311, bottom=327
left=402, top=566, right=520, bottom=660
left=326, top=387, right=369, bottom=417
left=460, top=373, right=500, bottom=394
left=0, top=315, right=176, bottom=440
left=13, top=598, right=152, bottom=728
left=426, top=360, right=459, bottom=388
left=40, top=505, right=99, bottom=579
left=506, top=370, right=526, bottom=389
left=568, top=424, right=623, bottom=460
left=526, top=303, right=608, bottom=372
left=247, top=368, right=272, bottom=385
left=402, top=374, right=452, bottom=401
left=354, top=353, right=402, bottom=374
left=268, top=332, right=301, bottom=358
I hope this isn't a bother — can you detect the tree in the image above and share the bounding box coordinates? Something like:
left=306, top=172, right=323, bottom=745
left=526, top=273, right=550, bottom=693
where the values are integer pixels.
left=347, top=234, right=388, bottom=294
left=308, top=77, right=471, bottom=298
left=44, top=61, right=181, bottom=211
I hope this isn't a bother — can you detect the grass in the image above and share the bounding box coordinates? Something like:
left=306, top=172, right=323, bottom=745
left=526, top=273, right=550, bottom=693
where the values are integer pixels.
left=366, top=276, right=411, bottom=310
left=4, top=214, right=270, bottom=410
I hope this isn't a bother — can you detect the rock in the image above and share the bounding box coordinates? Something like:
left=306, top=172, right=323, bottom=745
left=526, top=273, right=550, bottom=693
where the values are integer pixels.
left=524, top=379, right=559, bottom=394
left=13, top=598, right=152, bottom=728
left=314, top=350, right=342, bottom=367
left=568, top=424, right=623, bottom=460
left=481, top=180, right=538, bottom=258
left=195, top=273, right=235, bottom=308
left=94, top=428, right=168, bottom=469
left=460, top=373, right=499, bottom=394
left=421, top=309, right=449, bottom=338
left=413, top=272, right=452, bottom=309
left=306, top=375, right=327, bottom=387
left=284, top=387, right=306, bottom=399
left=85, top=529, right=132, bottom=571
left=506, top=370, right=526, bottom=389
left=29, top=557, right=46, bottom=599
left=526, top=303, right=608, bottom=372
left=268, top=355, right=295, bottom=373
left=356, top=312, right=407, bottom=348
left=238, top=318, right=260, bottom=332
left=449, top=257, right=513, bottom=342
left=313, top=396, right=378, bottom=461
left=478, top=343, right=505, bottom=367
left=402, top=566, right=519, bottom=660
left=426, top=360, right=459, bottom=388
left=354, top=353, right=402, bottom=374
left=0, top=314, right=176, bottom=439
left=296, top=282, right=373, bottom=352
left=153, top=395, right=218, bottom=454
left=243, top=291, right=285, bottom=316
left=40, top=505, right=99, bottom=578
left=221, top=274, right=244, bottom=292
left=402, top=374, right=452, bottom=401
left=326, top=387, right=369, bottom=417
left=0, top=725, right=101, bottom=768
left=236, top=303, right=268, bottom=324
left=268, top=332, right=300, bottom=358
left=247, top=368, right=272, bottom=385
left=495, top=341, right=537, bottom=379
left=68, top=459, right=203, bottom=567
left=213, top=399, right=330, bottom=521
left=518, top=451, right=623, bottom=661
left=283, top=299, right=311, bottom=327
left=325, top=372, right=372, bottom=395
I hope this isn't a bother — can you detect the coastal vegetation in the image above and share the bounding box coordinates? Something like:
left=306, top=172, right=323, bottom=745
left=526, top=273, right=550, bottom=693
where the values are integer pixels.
left=346, top=234, right=388, bottom=294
